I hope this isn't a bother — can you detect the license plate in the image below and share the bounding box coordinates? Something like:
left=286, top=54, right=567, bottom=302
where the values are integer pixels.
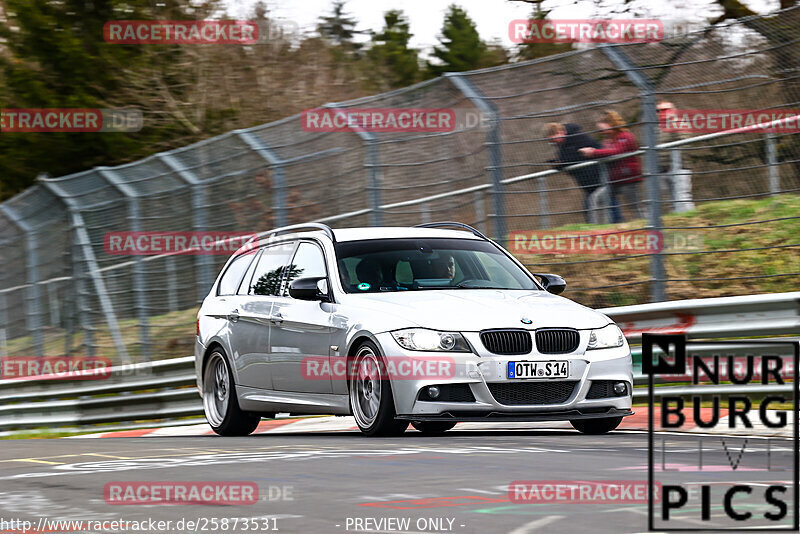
left=508, top=361, right=569, bottom=379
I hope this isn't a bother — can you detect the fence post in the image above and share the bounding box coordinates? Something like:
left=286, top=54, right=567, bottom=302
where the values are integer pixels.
left=165, top=258, right=179, bottom=312
left=537, top=176, right=550, bottom=229
left=473, top=191, right=486, bottom=234
left=365, top=141, right=383, bottom=226
left=235, top=130, right=289, bottom=227
left=420, top=204, right=431, bottom=224
left=63, top=268, right=75, bottom=355
left=446, top=73, right=506, bottom=245
left=39, top=176, right=131, bottom=364
left=669, top=146, right=682, bottom=210
left=668, top=146, right=695, bottom=213
left=598, top=164, right=613, bottom=224
left=46, top=281, right=60, bottom=331
left=158, top=153, right=214, bottom=304
left=0, top=204, right=44, bottom=357
left=325, top=105, right=383, bottom=226
left=71, top=228, right=94, bottom=356
left=766, top=133, right=780, bottom=196
left=601, top=45, right=666, bottom=302
left=98, top=169, right=150, bottom=361
left=0, top=293, right=8, bottom=360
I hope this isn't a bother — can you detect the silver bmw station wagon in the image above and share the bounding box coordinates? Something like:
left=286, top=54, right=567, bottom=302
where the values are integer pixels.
left=195, top=222, right=633, bottom=436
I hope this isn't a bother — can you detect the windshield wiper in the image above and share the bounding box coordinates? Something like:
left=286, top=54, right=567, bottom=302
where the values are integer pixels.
left=410, top=285, right=453, bottom=290
left=455, top=281, right=500, bottom=289
left=405, top=283, right=504, bottom=290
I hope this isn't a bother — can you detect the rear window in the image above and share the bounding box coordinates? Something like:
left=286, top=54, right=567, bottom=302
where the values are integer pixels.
left=217, top=251, right=257, bottom=296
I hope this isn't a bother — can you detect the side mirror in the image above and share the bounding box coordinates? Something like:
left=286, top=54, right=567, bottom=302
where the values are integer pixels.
left=288, top=277, right=331, bottom=302
left=534, top=273, right=566, bottom=295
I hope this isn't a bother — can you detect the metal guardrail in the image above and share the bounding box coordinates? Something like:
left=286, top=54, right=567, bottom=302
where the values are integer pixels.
left=604, top=291, right=800, bottom=341
left=0, top=292, right=798, bottom=434
left=0, top=357, right=200, bottom=432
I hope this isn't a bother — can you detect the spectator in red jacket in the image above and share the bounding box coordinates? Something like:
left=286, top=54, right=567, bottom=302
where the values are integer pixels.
left=579, top=110, right=644, bottom=223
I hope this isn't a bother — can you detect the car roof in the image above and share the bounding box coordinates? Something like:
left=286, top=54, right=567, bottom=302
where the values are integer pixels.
left=333, top=227, right=483, bottom=242
left=244, top=226, right=482, bottom=253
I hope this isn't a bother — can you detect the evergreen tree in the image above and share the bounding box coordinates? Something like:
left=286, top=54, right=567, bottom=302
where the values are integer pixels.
left=0, top=0, right=223, bottom=199
left=480, top=39, right=511, bottom=68
left=317, top=1, right=361, bottom=51
left=515, top=3, right=574, bottom=61
left=367, top=10, right=420, bottom=90
left=428, top=5, right=487, bottom=75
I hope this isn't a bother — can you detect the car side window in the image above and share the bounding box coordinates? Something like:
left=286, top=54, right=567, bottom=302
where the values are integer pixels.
left=217, top=252, right=257, bottom=296
left=236, top=249, right=262, bottom=295
left=250, top=242, right=295, bottom=296
left=284, top=242, right=327, bottom=297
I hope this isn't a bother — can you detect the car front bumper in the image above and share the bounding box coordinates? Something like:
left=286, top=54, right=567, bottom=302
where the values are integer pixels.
left=374, top=331, right=634, bottom=421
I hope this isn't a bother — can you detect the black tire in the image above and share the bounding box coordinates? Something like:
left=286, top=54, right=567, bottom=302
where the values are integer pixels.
left=570, top=416, right=623, bottom=435
left=411, top=421, right=457, bottom=434
left=349, top=340, right=409, bottom=437
left=202, top=349, right=260, bottom=436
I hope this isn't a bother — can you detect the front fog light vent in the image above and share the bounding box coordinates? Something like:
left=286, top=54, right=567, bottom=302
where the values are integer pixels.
left=417, top=384, right=475, bottom=402
left=586, top=380, right=629, bottom=399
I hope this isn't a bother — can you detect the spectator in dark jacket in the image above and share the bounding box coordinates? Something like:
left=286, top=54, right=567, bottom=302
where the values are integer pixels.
left=544, top=122, right=602, bottom=222
left=579, top=110, right=644, bottom=223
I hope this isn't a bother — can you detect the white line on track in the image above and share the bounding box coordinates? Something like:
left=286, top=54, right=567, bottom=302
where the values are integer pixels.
left=506, top=515, right=565, bottom=534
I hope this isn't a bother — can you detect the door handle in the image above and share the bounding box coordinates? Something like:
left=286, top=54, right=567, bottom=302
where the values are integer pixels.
left=228, top=309, right=240, bottom=323
left=269, top=312, right=283, bottom=325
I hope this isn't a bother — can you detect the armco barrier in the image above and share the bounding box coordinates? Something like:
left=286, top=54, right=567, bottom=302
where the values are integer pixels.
left=0, top=357, right=200, bottom=433
left=0, top=292, right=798, bottom=434
left=604, top=291, right=800, bottom=341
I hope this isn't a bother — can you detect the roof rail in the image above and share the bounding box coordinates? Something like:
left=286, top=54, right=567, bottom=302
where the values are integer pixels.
left=245, top=223, right=336, bottom=245
left=414, top=222, right=488, bottom=240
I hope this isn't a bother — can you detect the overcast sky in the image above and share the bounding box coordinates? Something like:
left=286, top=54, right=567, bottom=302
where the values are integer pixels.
left=224, top=0, right=778, bottom=55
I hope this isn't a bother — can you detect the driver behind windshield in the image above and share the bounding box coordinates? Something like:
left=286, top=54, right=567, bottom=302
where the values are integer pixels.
left=430, top=255, right=456, bottom=284
left=333, top=238, right=538, bottom=293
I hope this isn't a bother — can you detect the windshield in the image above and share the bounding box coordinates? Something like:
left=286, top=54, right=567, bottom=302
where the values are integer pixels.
left=334, top=238, right=540, bottom=293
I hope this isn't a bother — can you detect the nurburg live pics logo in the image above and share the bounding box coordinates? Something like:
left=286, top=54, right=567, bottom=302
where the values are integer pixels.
left=643, top=333, right=799, bottom=531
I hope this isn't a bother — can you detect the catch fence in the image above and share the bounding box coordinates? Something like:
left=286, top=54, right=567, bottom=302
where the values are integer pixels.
left=1, top=8, right=798, bottom=364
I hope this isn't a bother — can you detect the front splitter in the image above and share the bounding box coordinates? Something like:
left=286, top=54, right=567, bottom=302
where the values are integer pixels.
left=397, top=407, right=634, bottom=422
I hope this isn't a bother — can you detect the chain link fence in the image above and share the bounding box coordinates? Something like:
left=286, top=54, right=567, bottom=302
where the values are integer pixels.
left=1, top=8, right=798, bottom=364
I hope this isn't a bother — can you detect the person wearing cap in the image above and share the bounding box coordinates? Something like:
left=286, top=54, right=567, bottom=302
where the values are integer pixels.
left=657, top=101, right=695, bottom=212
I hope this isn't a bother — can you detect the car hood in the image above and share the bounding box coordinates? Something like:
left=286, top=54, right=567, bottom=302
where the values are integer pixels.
left=340, top=290, right=611, bottom=332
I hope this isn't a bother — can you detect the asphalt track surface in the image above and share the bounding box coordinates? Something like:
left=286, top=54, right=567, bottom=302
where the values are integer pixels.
left=0, top=429, right=795, bottom=534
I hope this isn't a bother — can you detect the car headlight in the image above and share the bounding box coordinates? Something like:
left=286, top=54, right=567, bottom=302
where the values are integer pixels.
left=587, top=324, right=624, bottom=350
left=391, top=329, right=471, bottom=352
